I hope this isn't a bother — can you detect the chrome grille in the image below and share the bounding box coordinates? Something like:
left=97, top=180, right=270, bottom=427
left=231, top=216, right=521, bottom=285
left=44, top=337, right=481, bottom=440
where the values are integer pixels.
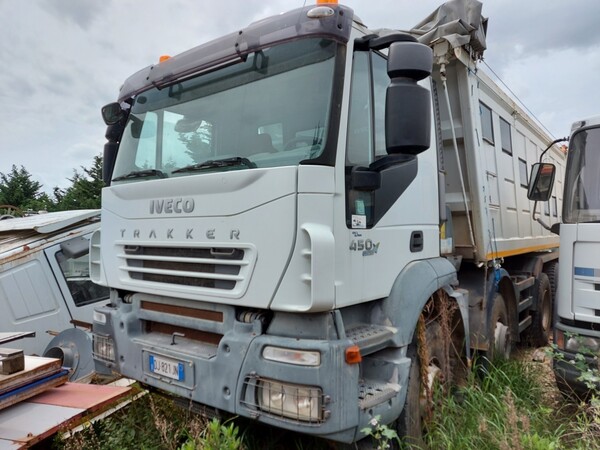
left=119, top=245, right=251, bottom=292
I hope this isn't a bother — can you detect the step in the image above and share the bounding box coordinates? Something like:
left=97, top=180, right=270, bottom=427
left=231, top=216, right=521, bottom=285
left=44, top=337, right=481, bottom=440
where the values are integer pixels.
left=513, top=276, right=535, bottom=292
left=358, top=379, right=400, bottom=410
left=345, top=324, right=397, bottom=355
left=518, top=316, right=532, bottom=334
left=518, top=296, right=533, bottom=313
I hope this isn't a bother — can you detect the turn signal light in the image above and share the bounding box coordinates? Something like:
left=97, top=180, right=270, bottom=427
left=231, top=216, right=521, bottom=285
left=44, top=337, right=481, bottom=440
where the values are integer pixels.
left=345, top=345, right=361, bottom=364
left=317, top=0, right=338, bottom=3
left=159, top=55, right=171, bottom=63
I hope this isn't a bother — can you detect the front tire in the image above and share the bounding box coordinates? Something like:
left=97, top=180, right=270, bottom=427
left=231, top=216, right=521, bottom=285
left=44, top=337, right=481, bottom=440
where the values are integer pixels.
left=397, top=294, right=468, bottom=448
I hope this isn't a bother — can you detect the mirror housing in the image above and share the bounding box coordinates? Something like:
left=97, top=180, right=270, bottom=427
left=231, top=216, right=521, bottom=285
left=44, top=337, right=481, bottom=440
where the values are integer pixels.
left=527, top=163, right=556, bottom=202
left=385, top=41, right=433, bottom=155
left=351, top=167, right=381, bottom=191
left=101, top=102, right=124, bottom=125
left=103, top=142, right=118, bottom=186
left=60, top=236, right=90, bottom=259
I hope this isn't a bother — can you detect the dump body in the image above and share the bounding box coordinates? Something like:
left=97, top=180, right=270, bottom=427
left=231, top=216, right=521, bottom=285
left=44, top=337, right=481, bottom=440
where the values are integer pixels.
left=92, top=1, right=565, bottom=443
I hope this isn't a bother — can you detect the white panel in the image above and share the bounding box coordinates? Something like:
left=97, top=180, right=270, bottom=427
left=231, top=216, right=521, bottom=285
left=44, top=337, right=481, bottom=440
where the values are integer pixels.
left=0, top=261, right=60, bottom=320
left=0, top=402, right=83, bottom=444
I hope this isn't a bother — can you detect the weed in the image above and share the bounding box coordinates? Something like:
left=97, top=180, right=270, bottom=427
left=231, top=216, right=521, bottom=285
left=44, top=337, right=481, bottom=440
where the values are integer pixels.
left=424, top=358, right=565, bottom=450
left=360, top=415, right=400, bottom=450
left=179, top=417, right=243, bottom=450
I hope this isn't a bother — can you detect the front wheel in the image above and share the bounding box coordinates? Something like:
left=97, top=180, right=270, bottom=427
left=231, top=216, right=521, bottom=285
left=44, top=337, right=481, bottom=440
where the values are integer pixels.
left=397, top=293, right=468, bottom=448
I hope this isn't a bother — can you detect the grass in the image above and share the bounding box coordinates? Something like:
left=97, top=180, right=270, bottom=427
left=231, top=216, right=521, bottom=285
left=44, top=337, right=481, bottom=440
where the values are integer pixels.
left=52, top=354, right=600, bottom=449
left=423, top=354, right=600, bottom=450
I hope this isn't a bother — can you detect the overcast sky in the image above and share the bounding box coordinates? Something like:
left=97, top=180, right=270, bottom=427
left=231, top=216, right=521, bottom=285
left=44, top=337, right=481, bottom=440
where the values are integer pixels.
left=1, top=0, right=599, bottom=194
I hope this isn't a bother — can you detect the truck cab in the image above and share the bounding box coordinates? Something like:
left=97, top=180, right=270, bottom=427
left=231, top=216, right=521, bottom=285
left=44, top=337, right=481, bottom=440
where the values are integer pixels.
left=530, top=116, right=600, bottom=396
left=0, top=210, right=108, bottom=379
left=92, top=1, right=565, bottom=444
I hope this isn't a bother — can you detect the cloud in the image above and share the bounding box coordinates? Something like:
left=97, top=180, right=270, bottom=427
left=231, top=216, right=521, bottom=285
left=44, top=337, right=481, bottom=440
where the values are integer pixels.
left=39, top=0, right=107, bottom=30
left=1, top=0, right=599, bottom=194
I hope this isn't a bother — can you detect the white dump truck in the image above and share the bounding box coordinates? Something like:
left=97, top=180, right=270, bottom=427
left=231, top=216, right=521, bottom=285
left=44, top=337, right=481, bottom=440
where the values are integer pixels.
left=91, top=0, right=566, bottom=444
left=528, top=117, right=600, bottom=398
left=0, top=210, right=109, bottom=380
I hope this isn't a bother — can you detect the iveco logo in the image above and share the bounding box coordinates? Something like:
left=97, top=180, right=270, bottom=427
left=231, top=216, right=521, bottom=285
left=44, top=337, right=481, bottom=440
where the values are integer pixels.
left=149, top=198, right=195, bottom=214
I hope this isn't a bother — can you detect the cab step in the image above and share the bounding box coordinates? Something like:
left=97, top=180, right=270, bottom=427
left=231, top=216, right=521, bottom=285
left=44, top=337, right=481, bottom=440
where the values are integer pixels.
left=346, top=324, right=397, bottom=355
left=358, top=379, right=400, bottom=410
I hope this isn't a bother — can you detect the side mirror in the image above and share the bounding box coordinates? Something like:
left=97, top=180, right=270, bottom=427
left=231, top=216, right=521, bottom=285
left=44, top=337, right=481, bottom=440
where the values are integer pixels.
left=101, top=102, right=124, bottom=125
left=385, top=41, right=433, bottom=155
left=527, top=163, right=556, bottom=202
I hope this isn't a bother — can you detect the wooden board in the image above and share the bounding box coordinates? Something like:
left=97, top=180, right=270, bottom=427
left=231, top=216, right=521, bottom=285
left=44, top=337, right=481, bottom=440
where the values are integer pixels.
left=0, top=382, right=132, bottom=449
left=0, top=402, right=83, bottom=449
left=30, top=382, right=131, bottom=412
left=0, top=370, right=68, bottom=411
left=0, top=332, right=35, bottom=346
left=0, top=356, right=62, bottom=395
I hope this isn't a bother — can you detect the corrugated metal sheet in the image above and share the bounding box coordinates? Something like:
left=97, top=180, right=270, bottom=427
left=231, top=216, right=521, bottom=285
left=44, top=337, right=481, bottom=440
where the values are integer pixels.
left=0, top=210, right=99, bottom=234
left=0, top=210, right=100, bottom=257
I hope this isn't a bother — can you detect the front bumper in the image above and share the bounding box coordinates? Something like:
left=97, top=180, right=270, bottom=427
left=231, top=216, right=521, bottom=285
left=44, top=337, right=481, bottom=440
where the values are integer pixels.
left=91, top=293, right=397, bottom=443
left=552, top=324, right=600, bottom=398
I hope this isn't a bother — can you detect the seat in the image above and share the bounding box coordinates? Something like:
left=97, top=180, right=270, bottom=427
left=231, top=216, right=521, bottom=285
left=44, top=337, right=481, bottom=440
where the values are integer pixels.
left=253, top=133, right=277, bottom=154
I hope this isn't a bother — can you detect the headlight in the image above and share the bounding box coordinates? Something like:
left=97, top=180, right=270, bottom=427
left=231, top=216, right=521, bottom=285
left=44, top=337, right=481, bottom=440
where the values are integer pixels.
left=262, top=346, right=320, bottom=366
left=258, top=378, right=322, bottom=422
left=93, top=333, right=115, bottom=362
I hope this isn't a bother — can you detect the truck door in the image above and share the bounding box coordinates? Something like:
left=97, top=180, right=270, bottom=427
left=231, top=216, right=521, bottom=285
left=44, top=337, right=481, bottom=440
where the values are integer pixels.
left=45, top=233, right=109, bottom=327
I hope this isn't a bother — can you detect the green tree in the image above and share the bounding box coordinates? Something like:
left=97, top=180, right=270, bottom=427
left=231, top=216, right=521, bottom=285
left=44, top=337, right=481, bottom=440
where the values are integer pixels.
left=0, top=165, right=49, bottom=212
left=55, top=155, right=104, bottom=210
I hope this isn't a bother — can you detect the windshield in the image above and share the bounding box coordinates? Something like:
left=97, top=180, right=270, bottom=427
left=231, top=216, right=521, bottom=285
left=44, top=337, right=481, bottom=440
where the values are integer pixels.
left=564, top=126, right=600, bottom=223
left=112, top=38, right=339, bottom=183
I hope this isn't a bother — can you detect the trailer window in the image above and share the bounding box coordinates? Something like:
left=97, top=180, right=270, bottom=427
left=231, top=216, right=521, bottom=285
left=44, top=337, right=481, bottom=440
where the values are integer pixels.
left=518, top=158, right=528, bottom=188
left=480, top=102, right=494, bottom=144
left=500, top=118, right=512, bottom=155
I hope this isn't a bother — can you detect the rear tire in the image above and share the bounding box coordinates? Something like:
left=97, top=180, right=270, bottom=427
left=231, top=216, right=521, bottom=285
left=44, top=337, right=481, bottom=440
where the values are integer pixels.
left=545, top=260, right=559, bottom=303
left=487, top=293, right=511, bottom=360
left=525, top=273, right=552, bottom=347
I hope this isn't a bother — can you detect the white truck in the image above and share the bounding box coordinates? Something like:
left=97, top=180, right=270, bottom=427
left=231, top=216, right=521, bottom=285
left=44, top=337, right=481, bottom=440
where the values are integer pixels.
left=0, top=210, right=109, bottom=380
left=91, top=0, right=566, bottom=444
left=528, top=117, right=600, bottom=398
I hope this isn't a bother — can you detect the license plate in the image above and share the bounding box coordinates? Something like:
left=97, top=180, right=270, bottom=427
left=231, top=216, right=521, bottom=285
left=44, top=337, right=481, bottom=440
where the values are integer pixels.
left=149, top=354, right=184, bottom=381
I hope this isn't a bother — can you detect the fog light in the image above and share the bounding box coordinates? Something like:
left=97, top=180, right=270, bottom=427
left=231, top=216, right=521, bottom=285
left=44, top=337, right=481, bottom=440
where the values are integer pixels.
left=565, top=335, right=600, bottom=354
left=262, top=346, right=320, bottom=366
left=93, top=333, right=115, bottom=362
left=258, top=378, right=322, bottom=422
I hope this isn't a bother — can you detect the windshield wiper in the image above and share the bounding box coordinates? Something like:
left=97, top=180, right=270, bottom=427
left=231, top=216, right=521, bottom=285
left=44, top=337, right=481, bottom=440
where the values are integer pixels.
left=112, top=169, right=167, bottom=182
left=172, top=157, right=257, bottom=174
